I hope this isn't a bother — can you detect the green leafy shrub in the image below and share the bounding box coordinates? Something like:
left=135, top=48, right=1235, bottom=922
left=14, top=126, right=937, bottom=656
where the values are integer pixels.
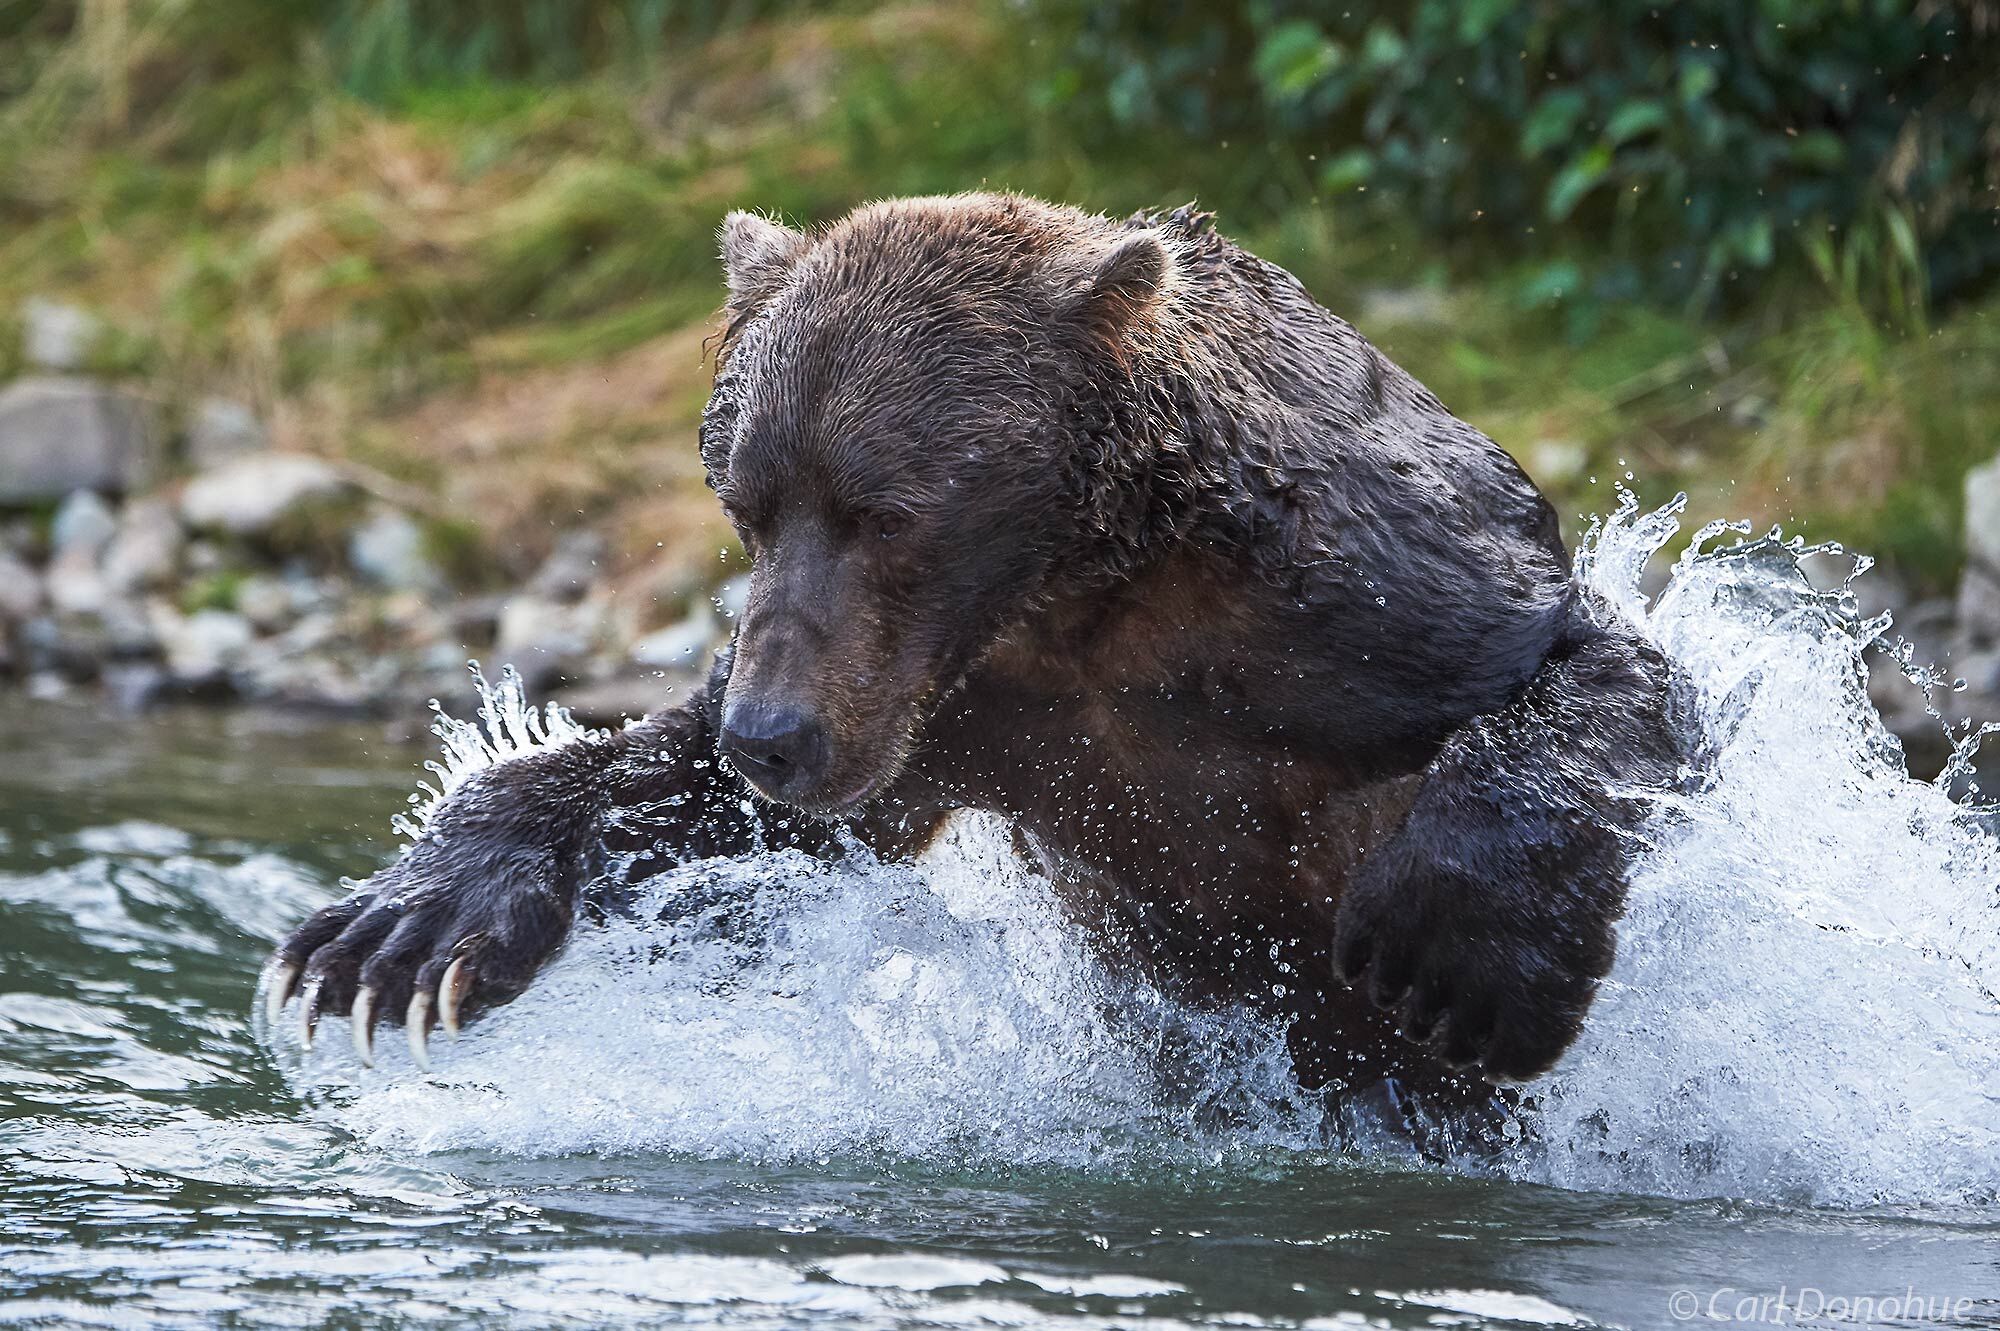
left=1057, top=0, right=1999, bottom=319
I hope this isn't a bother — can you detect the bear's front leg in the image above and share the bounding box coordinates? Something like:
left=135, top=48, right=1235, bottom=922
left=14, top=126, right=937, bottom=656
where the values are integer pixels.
left=1333, top=610, right=1679, bottom=1082
left=263, top=685, right=787, bottom=1067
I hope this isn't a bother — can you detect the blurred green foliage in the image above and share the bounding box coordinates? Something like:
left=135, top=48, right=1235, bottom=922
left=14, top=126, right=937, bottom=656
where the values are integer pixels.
left=0, top=0, right=1994, bottom=590
left=1059, top=0, right=1999, bottom=324
left=0, top=0, right=823, bottom=100
left=312, top=0, right=813, bottom=97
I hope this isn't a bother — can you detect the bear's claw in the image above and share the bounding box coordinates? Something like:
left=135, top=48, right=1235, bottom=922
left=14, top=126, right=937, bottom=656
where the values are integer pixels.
left=405, top=990, right=434, bottom=1070
left=297, top=977, right=323, bottom=1052
left=351, top=986, right=378, bottom=1066
left=263, top=959, right=300, bottom=1029
left=263, top=867, right=561, bottom=1070
left=437, top=956, right=470, bottom=1040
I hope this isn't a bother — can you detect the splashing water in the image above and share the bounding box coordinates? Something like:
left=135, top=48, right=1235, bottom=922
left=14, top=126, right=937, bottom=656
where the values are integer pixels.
left=391, top=665, right=601, bottom=842
left=278, top=497, right=2000, bottom=1209
left=1520, top=492, right=2000, bottom=1206
left=323, top=815, right=1325, bottom=1170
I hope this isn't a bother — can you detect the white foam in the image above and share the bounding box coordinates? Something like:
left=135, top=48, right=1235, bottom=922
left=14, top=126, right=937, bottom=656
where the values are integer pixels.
left=293, top=497, right=2000, bottom=1207
left=1516, top=493, right=2000, bottom=1205
left=391, top=665, right=602, bottom=842
left=318, top=813, right=1322, bottom=1169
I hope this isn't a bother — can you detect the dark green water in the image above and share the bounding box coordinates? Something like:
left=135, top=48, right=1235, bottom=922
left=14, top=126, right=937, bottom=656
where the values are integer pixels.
left=2, top=699, right=1998, bottom=1330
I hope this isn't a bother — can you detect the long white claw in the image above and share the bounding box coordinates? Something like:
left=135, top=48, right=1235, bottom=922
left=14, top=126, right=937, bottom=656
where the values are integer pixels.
left=351, top=986, right=376, bottom=1067
left=298, top=978, right=322, bottom=1052
left=438, top=957, right=468, bottom=1041
left=264, top=960, right=300, bottom=1028
left=406, top=990, right=433, bottom=1071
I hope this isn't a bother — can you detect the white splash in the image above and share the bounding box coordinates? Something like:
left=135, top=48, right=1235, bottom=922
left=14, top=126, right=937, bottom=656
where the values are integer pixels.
left=391, top=664, right=603, bottom=841
left=299, top=498, right=2000, bottom=1207
left=1516, top=492, right=2000, bottom=1206
left=323, top=812, right=1323, bottom=1169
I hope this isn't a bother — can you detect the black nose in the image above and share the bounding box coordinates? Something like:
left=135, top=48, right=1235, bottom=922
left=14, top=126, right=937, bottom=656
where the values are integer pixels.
left=719, top=700, right=829, bottom=793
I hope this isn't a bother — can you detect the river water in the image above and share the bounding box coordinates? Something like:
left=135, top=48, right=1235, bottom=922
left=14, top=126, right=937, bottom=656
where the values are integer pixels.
left=3, top=499, right=1999, bottom=1329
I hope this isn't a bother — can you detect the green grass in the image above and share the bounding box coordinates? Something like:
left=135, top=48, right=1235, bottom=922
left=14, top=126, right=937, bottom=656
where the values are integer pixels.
left=0, top=0, right=1992, bottom=594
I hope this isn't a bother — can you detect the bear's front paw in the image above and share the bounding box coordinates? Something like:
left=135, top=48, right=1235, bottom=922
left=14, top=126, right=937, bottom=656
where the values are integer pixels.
left=1333, top=863, right=1611, bottom=1083
left=262, top=862, right=574, bottom=1071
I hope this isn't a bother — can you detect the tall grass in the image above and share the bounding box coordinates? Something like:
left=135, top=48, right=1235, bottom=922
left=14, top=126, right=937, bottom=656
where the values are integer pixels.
left=317, top=0, right=830, bottom=99
left=0, top=0, right=1992, bottom=590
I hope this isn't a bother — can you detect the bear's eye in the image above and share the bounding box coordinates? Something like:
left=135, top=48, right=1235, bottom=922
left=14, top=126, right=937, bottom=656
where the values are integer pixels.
left=876, top=514, right=903, bottom=541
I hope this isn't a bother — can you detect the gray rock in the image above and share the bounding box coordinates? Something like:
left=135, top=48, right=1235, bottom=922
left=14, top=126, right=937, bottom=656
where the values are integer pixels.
left=1899, top=596, right=1959, bottom=647
left=100, top=496, right=183, bottom=595
left=21, top=297, right=101, bottom=371
left=493, top=595, right=594, bottom=692
left=26, top=671, right=71, bottom=701
left=1954, top=648, right=2000, bottom=697
left=45, top=553, right=107, bottom=617
left=159, top=607, right=254, bottom=684
left=233, top=574, right=295, bottom=633
left=102, top=661, right=169, bottom=711
left=44, top=491, right=120, bottom=617
left=348, top=506, right=440, bottom=593
left=274, top=610, right=341, bottom=656
left=0, top=377, right=156, bottom=503
left=185, top=397, right=268, bottom=467
left=234, top=644, right=374, bottom=712
left=1850, top=564, right=1911, bottom=625
left=1965, top=456, right=2000, bottom=577
left=1881, top=703, right=1954, bottom=781
left=273, top=565, right=341, bottom=620
left=446, top=593, right=506, bottom=649
left=1866, top=651, right=1911, bottom=715
left=184, top=539, right=225, bottom=575
left=51, top=490, right=118, bottom=559
left=19, top=613, right=107, bottom=681
left=631, top=608, right=716, bottom=669
left=0, top=547, right=42, bottom=623
left=97, top=596, right=159, bottom=660
left=1959, top=566, right=2000, bottom=649
left=180, top=454, right=348, bottom=536
left=529, top=530, right=606, bottom=604
left=625, top=562, right=711, bottom=625
left=554, top=670, right=698, bottom=728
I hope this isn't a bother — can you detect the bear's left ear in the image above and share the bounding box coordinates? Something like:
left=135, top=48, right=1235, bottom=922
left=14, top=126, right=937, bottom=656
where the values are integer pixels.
left=1066, top=231, right=1176, bottom=336
left=719, top=210, right=810, bottom=311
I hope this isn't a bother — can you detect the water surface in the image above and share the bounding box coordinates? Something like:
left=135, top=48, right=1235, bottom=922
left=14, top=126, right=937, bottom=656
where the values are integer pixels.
left=4, top=503, right=2000, bottom=1329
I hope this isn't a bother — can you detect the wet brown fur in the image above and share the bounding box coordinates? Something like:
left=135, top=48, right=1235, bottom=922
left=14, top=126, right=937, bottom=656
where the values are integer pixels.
left=273, top=193, right=1679, bottom=1104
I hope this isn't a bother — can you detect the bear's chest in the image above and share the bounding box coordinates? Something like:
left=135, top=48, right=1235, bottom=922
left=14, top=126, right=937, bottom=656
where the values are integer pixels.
left=908, top=671, right=1416, bottom=954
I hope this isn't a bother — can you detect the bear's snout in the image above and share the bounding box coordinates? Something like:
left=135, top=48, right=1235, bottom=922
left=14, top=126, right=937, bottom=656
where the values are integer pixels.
left=719, top=698, right=832, bottom=800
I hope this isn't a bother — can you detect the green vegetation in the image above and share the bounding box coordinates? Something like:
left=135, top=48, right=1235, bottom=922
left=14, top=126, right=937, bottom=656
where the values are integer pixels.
left=1, top=0, right=1994, bottom=590
left=1062, top=0, right=1997, bottom=321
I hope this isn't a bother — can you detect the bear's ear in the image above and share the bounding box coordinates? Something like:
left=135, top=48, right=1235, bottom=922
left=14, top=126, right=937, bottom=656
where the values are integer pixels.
left=719, top=210, right=810, bottom=310
left=1066, top=231, right=1176, bottom=337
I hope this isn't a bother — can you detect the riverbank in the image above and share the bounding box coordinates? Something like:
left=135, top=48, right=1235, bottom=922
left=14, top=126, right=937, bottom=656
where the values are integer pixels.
left=1, top=1, right=1995, bottom=772
left=0, top=361, right=721, bottom=730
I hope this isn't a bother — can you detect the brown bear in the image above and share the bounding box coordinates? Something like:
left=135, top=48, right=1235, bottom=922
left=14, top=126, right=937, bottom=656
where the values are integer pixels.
left=266, top=193, right=1677, bottom=1104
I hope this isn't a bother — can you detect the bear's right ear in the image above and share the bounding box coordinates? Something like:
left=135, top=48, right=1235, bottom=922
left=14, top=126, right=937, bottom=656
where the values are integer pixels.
left=719, top=210, right=810, bottom=312
left=1063, top=230, right=1176, bottom=342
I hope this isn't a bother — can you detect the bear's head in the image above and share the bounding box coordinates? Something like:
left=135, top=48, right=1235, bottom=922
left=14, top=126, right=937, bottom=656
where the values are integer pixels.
left=698, top=193, right=1182, bottom=812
